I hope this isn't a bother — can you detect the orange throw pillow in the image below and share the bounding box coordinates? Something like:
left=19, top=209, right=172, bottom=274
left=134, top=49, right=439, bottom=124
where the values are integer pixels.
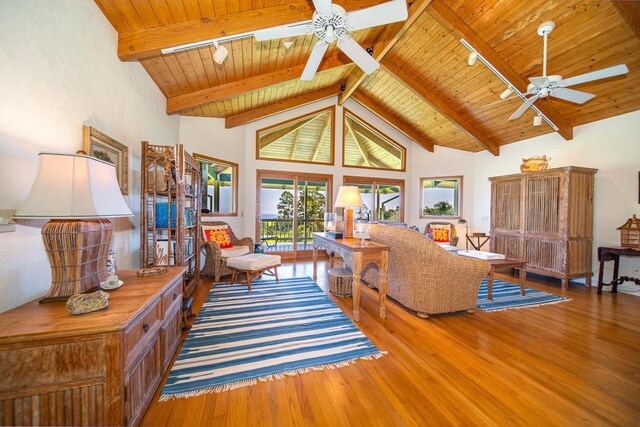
left=430, top=226, right=450, bottom=243
left=203, top=225, right=233, bottom=249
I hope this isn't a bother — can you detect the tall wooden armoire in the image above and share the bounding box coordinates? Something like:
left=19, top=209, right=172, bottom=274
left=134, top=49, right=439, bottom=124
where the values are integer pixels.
left=489, top=166, right=598, bottom=288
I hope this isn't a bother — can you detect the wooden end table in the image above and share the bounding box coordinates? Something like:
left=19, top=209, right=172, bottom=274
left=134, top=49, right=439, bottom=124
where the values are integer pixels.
left=597, top=246, right=640, bottom=295
left=469, top=257, right=527, bottom=300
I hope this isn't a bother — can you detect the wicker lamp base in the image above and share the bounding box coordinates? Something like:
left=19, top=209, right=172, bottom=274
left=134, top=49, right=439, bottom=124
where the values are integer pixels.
left=40, top=219, right=112, bottom=303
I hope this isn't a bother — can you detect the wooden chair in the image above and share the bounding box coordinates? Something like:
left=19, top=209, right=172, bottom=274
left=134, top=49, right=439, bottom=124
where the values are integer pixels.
left=201, top=221, right=254, bottom=282
left=425, top=222, right=459, bottom=246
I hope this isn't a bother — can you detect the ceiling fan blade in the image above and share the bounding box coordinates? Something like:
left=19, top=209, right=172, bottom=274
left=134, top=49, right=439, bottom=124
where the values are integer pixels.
left=529, top=76, right=549, bottom=87
left=338, top=35, right=380, bottom=74
left=346, top=0, right=408, bottom=31
left=312, top=0, right=334, bottom=16
left=508, top=94, right=541, bottom=121
left=560, top=64, right=629, bottom=87
left=254, top=22, right=311, bottom=41
left=551, top=88, right=595, bottom=104
left=301, top=41, right=329, bottom=81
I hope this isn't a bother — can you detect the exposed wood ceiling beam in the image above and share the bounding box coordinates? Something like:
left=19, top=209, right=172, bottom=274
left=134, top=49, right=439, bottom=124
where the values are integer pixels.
left=612, top=1, right=640, bottom=38
left=350, top=92, right=435, bottom=152
left=167, top=56, right=349, bottom=114
left=381, top=62, right=500, bottom=156
left=259, top=116, right=318, bottom=149
left=118, top=0, right=389, bottom=61
left=426, top=0, right=573, bottom=141
left=225, top=86, right=340, bottom=128
left=312, top=116, right=331, bottom=162
left=346, top=119, right=371, bottom=167
left=338, top=0, right=433, bottom=105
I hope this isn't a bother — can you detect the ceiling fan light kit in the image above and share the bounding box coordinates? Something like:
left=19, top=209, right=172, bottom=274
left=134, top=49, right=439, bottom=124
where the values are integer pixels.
left=253, top=0, right=408, bottom=80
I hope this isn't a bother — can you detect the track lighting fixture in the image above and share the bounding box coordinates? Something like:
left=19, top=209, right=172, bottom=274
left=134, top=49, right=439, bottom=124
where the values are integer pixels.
left=212, top=41, right=229, bottom=65
left=533, top=115, right=542, bottom=126
left=500, top=87, right=513, bottom=99
left=467, top=52, right=478, bottom=66
left=282, top=38, right=295, bottom=50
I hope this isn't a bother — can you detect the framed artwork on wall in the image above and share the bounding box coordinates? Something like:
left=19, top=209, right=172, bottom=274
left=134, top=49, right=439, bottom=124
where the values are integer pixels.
left=83, top=126, right=129, bottom=194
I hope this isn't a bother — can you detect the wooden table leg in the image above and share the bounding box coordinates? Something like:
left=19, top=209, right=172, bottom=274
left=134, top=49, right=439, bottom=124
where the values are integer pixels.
left=612, top=255, right=620, bottom=293
left=312, top=245, right=318, bottom=281
left=487, top=268, right=494, bottom=301
left=379, top=251, right=388, bottom=319
left=352, top=253, right=362, bottom=322
left=597, top=257, right=606, bottom=295
left=519, top=266, right=526, bottom=296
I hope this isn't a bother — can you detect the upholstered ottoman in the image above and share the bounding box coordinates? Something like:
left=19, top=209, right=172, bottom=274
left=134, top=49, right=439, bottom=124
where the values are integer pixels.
left=226, top=253, right=281, bottom=290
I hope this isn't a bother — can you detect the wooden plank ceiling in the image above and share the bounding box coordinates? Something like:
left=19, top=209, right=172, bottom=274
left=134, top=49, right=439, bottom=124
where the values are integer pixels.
left=95, top=0, right=640, bottom=155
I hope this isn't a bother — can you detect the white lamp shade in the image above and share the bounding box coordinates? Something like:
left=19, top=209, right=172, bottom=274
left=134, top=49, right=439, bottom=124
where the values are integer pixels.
left=15, top=153, right=133, bottom=219
left=335, top=186, right=363, bottom=208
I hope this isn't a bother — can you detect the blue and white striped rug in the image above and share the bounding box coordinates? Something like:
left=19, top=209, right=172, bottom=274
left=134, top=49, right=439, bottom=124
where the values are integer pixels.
left=477, top=278, right=570, bottom=312
left=160, top=276, right=384, bottom=400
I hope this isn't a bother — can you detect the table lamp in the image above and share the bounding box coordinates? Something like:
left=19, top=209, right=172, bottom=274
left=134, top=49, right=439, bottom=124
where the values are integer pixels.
left=335, top=186, right=363, bottom=238
left=14, top=153, right=133, bottom=302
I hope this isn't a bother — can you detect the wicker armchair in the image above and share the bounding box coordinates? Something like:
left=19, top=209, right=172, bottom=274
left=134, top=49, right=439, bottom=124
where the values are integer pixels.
left=350, top=224, right=489, bottom=318
left=425, top=221, right=459, bottom=246
left=201, top=221, right=254, bottom=282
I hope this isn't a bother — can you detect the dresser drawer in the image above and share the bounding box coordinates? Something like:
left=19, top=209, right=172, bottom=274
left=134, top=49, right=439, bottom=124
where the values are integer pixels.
left=124, top=302, right=162, bottom=359
left=162, top=277, right=183, bottom=317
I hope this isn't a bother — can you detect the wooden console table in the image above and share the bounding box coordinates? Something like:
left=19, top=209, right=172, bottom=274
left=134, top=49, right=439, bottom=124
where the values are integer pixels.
left=597, top=246, right=640, bottom=295
left=0, top=267, right=186, bottom=426
left=312, top=232, right=389, bottom=322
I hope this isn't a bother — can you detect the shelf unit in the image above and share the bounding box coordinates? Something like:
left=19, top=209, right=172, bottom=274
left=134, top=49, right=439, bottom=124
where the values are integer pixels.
left=489, top=166, right=598, bottom=289
left=141, top=142, right=201, bottom=299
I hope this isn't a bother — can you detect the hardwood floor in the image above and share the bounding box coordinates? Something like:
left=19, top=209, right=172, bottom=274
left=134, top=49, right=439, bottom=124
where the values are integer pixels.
left=142, top=261, right=640, bottom=426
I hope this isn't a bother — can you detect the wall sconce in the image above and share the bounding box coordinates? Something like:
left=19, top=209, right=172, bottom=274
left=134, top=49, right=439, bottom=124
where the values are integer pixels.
left=468, top=52, right=478, bottom=66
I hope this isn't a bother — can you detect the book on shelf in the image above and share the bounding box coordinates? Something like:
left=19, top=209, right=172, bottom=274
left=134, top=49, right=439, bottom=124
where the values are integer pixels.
left=155, top=239, right=176, bottom=266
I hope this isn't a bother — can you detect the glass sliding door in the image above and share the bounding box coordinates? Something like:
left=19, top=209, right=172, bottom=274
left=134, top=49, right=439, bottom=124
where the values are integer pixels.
left=257, top=170, right=332, bottom=258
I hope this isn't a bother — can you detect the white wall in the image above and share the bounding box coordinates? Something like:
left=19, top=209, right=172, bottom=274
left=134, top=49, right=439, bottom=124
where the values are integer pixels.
left=0, top=0, right=179, bottom=312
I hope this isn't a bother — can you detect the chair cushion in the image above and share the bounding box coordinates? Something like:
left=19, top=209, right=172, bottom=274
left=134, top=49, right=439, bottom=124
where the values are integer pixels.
left=430, top=225, right=451, bottom=243
left=227, top=254, right=281, bottom=271
left=220, top=246, right=250, bottom=258
left=202, top=224, right=233, bottom=248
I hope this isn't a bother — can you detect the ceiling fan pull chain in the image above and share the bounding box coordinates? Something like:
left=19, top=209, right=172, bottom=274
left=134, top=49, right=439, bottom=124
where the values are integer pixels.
left=543, top=31, right=548, bottom=77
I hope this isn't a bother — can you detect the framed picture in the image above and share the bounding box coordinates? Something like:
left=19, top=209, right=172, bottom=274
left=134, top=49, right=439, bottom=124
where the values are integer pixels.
left=83, top=126, right=129, bottom=194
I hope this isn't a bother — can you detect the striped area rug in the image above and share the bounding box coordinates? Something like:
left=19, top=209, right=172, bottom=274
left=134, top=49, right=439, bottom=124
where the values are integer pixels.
left=477, top=278, right=570, bottom=312
left=160, top=277, right=384, bottom=400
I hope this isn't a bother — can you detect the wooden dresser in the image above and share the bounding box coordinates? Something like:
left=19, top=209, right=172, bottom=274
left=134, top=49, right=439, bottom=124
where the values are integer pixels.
left=0, top=267, right=186, bottom=426
left=489, top=166, right=598, bottom=288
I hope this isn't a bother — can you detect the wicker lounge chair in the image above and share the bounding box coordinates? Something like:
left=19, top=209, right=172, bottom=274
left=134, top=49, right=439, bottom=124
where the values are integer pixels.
left=348, top=223, right=489, bottom=318
left=201, top=221, right=254, bottom=282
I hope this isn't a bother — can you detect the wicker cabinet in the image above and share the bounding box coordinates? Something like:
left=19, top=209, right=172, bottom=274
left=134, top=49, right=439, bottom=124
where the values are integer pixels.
left=489, top=166, right=598, bottom=288
left=141, top=142, right=201, bottom=299
left=0, top=268, right=185, bottom=426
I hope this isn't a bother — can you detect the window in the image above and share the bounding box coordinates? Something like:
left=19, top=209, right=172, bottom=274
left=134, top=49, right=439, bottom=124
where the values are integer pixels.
left=343, top=176, right=404, bottom=223
left=256, top=107, right=335, bottom=165
left=343, top=109, right=406, bottom=171
left=194, top=153, right=238, bottom=216
left=420, top=176, right=463, bottom=219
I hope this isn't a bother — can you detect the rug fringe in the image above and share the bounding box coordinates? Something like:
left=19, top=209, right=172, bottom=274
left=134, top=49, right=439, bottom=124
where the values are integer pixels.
left=481, top=298, right=571, bottom=312
left=159, top=352, right=385, bottom=401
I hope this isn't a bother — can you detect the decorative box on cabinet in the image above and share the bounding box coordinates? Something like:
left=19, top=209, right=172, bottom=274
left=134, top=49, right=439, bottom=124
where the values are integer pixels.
left=489, top=166, right=597, bottom=289
left=0, top=267, right=186, bottom=426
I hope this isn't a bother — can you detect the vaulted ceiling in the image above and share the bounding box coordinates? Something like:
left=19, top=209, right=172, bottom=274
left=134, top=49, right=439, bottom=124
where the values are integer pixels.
left=95, top=0, right=640, bottom=156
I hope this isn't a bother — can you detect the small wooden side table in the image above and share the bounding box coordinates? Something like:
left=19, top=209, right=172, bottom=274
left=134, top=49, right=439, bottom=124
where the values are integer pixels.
left=466, top=233, right=490, bottom=250
left=485, top=258, right=527, bottom=300
left=597, top=246, right=640, bottom=295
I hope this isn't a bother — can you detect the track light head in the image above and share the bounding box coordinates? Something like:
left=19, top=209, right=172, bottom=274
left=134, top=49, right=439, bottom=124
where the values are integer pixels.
left=212, top=41, right=229, bottom=65
left=500, top=87, right=513, bottom=99
left=282, top=38, right=295, bottom=49
left=468, top=52, right=478, bottom=66
left=533, top=115, right=542, bottom=126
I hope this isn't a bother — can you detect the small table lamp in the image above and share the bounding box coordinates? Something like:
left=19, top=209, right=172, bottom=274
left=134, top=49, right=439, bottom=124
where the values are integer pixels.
left=14, top=153, right=133, bottom=302
left=335, top=186, right=363, bottom=238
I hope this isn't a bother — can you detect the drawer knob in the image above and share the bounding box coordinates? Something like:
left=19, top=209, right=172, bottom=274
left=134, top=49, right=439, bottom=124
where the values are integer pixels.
left=142, top=323, right=149, bottom=333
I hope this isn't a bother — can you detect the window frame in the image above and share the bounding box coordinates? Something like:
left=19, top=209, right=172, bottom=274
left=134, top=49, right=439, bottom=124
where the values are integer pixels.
left=342, top=108, right=406, bottom=172
left=255, top=106, right=335, bottom=166
left=193, top=153, right=239, bottom=217
left=343, top=175, right=405, bottom=223
left=419, top=175, right=463, bottom=220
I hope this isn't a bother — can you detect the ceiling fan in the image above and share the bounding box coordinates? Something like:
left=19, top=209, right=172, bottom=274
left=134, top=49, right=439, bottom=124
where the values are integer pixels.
left=253, top=0, right=408, bottom=80
left=508, top=21, right=629, bottom=122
